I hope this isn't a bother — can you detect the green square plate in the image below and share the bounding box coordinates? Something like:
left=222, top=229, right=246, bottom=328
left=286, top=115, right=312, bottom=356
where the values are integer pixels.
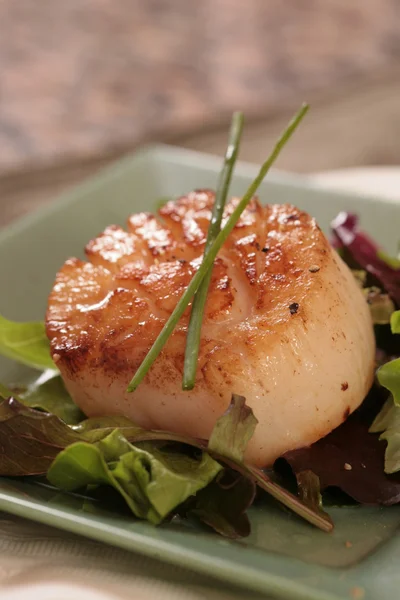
left=1, top=146, right=399, bottom=600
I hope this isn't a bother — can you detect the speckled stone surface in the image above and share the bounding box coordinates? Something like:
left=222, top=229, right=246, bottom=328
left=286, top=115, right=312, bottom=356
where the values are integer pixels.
left=0, top=0, right=399, bottom=173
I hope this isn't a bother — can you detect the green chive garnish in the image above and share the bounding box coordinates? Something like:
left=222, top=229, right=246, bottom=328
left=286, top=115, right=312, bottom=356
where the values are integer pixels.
left=182, top=112, right=244, bottom=390
left=126, top=103, right=309, bottom=393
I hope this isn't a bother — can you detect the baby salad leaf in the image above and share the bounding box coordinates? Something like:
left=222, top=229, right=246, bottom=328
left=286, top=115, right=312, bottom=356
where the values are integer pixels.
left=295, top=470, right=332, bottom=523
left=331, top=212, right=400, bottom=305
left=352, top=269, right=367, bottom=288
left=0, top=397, right=205, bottom=476
left=0, top=395, right=332, bottom=533
left=0, top=315, right=55, bottom=371
left=377, top=359, right=400, bottom=406
left=370, top=397, right=400, bottom=433
left=283, top=390, right=400, bottom=506
left=378, top=250, right=400, bottom=270
left=391, top=310, right=400, bottom=334
left=370, top=397, right=400, bottom=474
left=0, top=382, right=14, bottom=399
left=0, top=397, right=83, bottom=475
left=20, top=371, right=84, bottom=425
left=0, top=372, right=83, bottom=425
left=364, top=288, right=396, bottom=325
left=184, top=471, right=256, bottom=539
left=47, top=429, right=222, bottom=524
left=208, top=394, right=258, bottom=462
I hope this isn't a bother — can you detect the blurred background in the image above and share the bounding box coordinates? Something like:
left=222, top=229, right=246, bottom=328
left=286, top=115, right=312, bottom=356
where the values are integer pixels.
left=1, top=0, right=400, bottom=226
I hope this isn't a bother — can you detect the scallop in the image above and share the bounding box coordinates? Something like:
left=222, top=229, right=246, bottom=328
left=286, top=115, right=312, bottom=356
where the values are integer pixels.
left=46, top=191, right=375, bottom=466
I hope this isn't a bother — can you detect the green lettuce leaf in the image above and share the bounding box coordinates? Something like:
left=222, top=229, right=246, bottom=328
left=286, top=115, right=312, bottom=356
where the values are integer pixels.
left=377, top=359, right=400, bottom=406
left=0, top=397, right=205, bottom=476
left=0, top=372, right=83, bottom=425
left=377, top=250, right=400, bottom=270
left=19, top=371, right=84, bottom=424
left=364, top=287, right=396, bottom=325
left=351, top=269, right=367, bottom=288
left=0, top=382, right=14, bottom=399
left=47, top=429, right=221, bottom=524
left=0, top=395, right=332, bottom=533
left=295, top=470, right=332, bottom=524
left=391, top=310, right=400, bottom=334
left=208, top=394, right=258, bottom=462
left=370, top=397, right=400, bottom=473
left=0, top=315, right=55, bottom=371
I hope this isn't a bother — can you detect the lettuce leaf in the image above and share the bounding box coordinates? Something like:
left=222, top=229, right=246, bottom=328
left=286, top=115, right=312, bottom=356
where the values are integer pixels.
left=47, top=430, right=222, bottom=524
left=378, top=250, right=400, bottom=270
left=0, top=397, right=206, bottom=477
left=19, top=371, right=84, bottom=424
left=0, top=382, right=14, bottom=399
left=283, top=387, right=400, bottom=505
left=208, top=394, right=258, bottom=462
left=364, top=287, right=396, bottom=325
left=0, top=372, right=83, bottom=425
left=0, top=397, right=84, bottom=476
left=0, top=395, right=332, bottom=533
left=0, top=315, right=55, bottom=371
left=331, top=212, right=400, bottom=306
left=370, top=397, right=400, bottom=474
left=391, top=310, right=400, bottom=334
left=294, top=470, right=333, bottom=526
left=183, top=471, right=256, bottom=538
left=377, top=359, right=400, bottom=406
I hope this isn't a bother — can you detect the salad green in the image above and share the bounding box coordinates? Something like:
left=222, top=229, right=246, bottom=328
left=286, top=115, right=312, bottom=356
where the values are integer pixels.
left=48, top=430, right=222, bottom=525
left=0, top=207, right=400, bottom=536
left=0, top=107, right=399, bottom=538
left=0, top=315, right=56, bottom=371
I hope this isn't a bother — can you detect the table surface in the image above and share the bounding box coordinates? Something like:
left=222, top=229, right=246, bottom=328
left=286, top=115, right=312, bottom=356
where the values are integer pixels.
left=1, top=0, right=400, bottom=176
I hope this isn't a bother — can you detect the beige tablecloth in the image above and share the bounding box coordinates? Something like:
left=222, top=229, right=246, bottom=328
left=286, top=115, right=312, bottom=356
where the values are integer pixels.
left=1, top=167, right=400, bottom=600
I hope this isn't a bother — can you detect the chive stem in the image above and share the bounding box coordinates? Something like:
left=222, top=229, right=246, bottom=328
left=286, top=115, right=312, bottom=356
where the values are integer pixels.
left=127, top=103, right=309, bottom=393
left=182, top=112, right=244, bottom=390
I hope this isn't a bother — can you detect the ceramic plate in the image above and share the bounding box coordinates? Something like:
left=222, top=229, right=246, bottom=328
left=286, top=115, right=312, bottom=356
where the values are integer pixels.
left=1, top=146, right=399, bottom=600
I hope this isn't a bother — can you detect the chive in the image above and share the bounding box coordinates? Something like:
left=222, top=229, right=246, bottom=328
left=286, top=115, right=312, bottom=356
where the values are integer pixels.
left=182, top=112, right=244, bottom=390
left=127, top=103, right=309, bottom=393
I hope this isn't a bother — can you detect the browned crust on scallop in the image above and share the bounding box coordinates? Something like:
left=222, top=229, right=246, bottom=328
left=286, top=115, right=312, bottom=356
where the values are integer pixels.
left=46, top=192, right=332, bottom=382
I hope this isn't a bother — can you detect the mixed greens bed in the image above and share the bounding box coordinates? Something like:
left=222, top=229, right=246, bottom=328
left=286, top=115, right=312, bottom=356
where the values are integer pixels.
left=0, top=106, right=399, bottom=540
left=0, top=210, right=399, bottom=539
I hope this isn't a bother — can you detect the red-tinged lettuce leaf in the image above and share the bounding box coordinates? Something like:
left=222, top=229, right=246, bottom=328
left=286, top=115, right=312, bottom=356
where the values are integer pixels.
left=243, top=462, right=333, bottom=532
left=208, top=393, right=258, bottom=462
left=0, top=394, right=333, bottom=533
left=184, top=470, right=256, bottom=539
left=47, top=430, right=222, bottom=525
left=331, top=212, right=400, bottom=306
left=0, top=397, right=83, bottom=476
left=283, top=389, right=400, bottom=506
left=0, top=372, right=83, bottom=425
left=207, top=394, right=332, bottom=531
left=0, top=397, right=207, bottom=477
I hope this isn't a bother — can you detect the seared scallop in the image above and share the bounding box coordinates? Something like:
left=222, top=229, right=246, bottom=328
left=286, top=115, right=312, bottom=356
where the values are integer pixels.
left=46, top=191, right=375, bottom=466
